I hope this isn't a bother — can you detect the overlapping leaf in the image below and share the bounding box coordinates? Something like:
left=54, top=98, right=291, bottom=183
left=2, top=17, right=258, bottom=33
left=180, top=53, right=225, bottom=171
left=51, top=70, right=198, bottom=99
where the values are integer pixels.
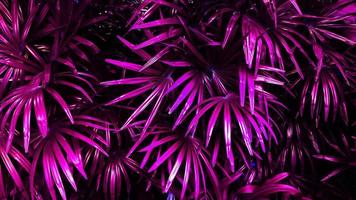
left=0, top=141, right=31, bottom=198
left=29, top=115, right=109, bottom=200
left=0, top=73, right=95, bottom=152
left=130, top=126, right=221, bottom=200
left=179, top=93, right=277, bottom=172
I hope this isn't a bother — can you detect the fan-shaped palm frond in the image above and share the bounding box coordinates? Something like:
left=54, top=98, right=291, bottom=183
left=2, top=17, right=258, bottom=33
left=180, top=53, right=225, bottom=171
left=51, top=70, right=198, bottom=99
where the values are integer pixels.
left=102, top=59, right=173, bottom=134
left=29, top=116, right=109, bottom=200
left=83, top=132, right=143, bottom=200
left=276, top=118, right=321, bottom=175
left=0, top=0, right=50, bottom=96
left=178, top=93, right=277, bottom=172
left=0, top=73, right=96, bottom=152
left=297, top=67, right=348, bottom=125
left=0, top=140, right=30, bottom=199
left=129, top=126, right=221, bottom=200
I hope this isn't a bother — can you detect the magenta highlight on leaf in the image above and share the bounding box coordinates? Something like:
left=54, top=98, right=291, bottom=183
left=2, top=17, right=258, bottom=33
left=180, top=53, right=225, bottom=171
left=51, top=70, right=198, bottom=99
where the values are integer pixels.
left=0, top=0, right=354, bottom=199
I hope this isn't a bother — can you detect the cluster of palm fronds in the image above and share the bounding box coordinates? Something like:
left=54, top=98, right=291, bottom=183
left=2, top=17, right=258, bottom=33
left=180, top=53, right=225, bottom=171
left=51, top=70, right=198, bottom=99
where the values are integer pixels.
left=0, top=0, right=355, bottom=199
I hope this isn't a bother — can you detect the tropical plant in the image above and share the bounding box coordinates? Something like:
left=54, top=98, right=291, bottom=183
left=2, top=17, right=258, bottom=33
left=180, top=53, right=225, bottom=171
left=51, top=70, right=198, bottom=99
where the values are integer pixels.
left=0, top=0, right=354, bottom=199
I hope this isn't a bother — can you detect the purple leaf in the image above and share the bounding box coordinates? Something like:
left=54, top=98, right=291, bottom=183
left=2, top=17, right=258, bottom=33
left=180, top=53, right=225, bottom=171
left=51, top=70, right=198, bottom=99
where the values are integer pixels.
left=222, top=12, right=240, bottom=48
